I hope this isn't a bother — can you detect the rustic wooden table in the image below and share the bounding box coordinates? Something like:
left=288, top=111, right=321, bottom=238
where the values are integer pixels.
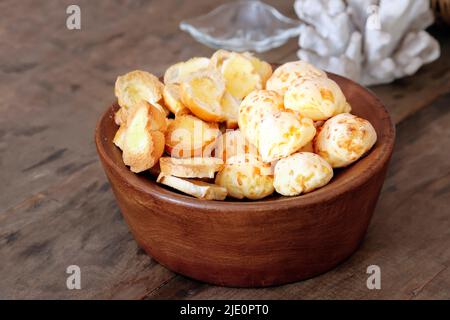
left=1, top=0, right=450, bottom=299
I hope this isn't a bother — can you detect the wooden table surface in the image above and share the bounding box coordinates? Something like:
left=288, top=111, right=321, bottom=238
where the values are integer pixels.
left=1, top=0, right=450, bottom=299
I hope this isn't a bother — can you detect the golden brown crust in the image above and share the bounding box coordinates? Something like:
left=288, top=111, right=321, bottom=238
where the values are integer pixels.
left=164, top=114, right=221, bottom=158
left=159, top=157, right=224, bottom=178
left=156, top=174, right=227, bottom=200
left=162, top=83, right=190, bottom=116
left=164, top=57, right=210, bottom=84
left=114, top=107, right=127, bottom=126
left=220, top=92, right=240, bottom=129
left=115, top=101, right=167, bottom=173
left=115, top=70, right=164, bottom=109
left=180, top=70, right=226, bottom=122
left=113, top=124, right=127, bottom=150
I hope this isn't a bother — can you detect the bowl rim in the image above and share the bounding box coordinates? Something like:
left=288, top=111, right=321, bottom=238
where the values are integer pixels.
left=95, top=72, right=395, bottom=212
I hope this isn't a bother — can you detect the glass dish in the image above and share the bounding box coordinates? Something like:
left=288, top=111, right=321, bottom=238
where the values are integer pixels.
left=180, top=0, right=303, bottom=52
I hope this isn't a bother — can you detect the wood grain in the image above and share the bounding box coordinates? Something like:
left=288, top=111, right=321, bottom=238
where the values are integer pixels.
left=0, top=0, right=449, bottom=298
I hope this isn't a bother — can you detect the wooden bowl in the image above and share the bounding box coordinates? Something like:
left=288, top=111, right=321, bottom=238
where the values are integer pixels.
left=95, top=73, right=395, bottom=287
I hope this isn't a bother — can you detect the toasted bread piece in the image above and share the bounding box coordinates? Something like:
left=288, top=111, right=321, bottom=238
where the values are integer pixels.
left=215, top=154, right=274, bottom=200
left=284, top=77, right=350, bottom=121
left=114, top=100, right=167, bottom=151
left=180, top=70, right=226, bottom=122
left=121, top=103, right=166, bottom=172
left=274, top=152, right=333, bottom=196
left=242, top=52, right=273, bottom=87
left=221, top=91, right=240, bottom=129
left=220, top=52, right=262, bottom=100
left=157, top=174, right=227, bottom=200
left=150, top=130, right=165, bottom=163
left=266, top=61, right=327, bottom=94
left=213, top=130, right=257, bottom=162
left=159, top=157, right=224, bottom=178
left=210, top=49, right=232, bottom=69
left=147, top=102, right=168, bottom=132
left=162, top=83, right=190, bottom=115
left=211, top=50, right=271, bottom=87
left=258, top=110, right=316, bottom=163
left=314, top=113, right=377, bottom=168
left=164, top=57, right=210, bottom=84
left=113, top=124, right=127, bottom=150
left=165, top=114, right=221, bottom=158
left=115, top=70, right=164, bottom=109
left=114, top=107, right=127, bottom=126
left=238, top=90, right=284, bottom=147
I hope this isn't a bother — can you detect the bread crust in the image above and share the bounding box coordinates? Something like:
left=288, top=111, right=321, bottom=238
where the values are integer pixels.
left=162, top=83, right=190, bottom=116
left=165, top=114, right=221, bottom=158
left=157, top=174, right=227, bottom=200
left=164, top=57, right=210, bottom=84
left=180, top=70, right=226, bottom=122
left=159, top=157, right=224, bottom=178
left=114, top=101, right=167, bottom=173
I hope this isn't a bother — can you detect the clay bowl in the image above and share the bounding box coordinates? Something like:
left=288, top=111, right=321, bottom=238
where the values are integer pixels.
left=95, top=72, right=395, bottom=287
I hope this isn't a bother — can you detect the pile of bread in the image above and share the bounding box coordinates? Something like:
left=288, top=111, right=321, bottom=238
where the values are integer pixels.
left=113, top=50, right=377, bottom=201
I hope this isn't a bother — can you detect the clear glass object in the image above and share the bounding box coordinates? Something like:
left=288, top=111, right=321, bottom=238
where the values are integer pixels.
left=179, top=0, right=303, bottom=52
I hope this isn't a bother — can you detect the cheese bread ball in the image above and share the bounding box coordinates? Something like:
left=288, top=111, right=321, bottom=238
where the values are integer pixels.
left=215, top=154, right=274, bottom=200
left=258, top=110, right=316, bottom=163
left=157, top=174, right=227, bottom=201
left=314, top=113, right=377, bottom=168
left=238, top=90, right=284, bottom=147
left=266, top=61, right=327, bottom=94
left=284, top=77, right=351, bottom=121
left=274, top=152, right=333, bottom=196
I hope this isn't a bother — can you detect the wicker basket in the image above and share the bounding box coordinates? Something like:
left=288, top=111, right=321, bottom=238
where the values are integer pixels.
left=431, top=0, right=450, bottom=25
